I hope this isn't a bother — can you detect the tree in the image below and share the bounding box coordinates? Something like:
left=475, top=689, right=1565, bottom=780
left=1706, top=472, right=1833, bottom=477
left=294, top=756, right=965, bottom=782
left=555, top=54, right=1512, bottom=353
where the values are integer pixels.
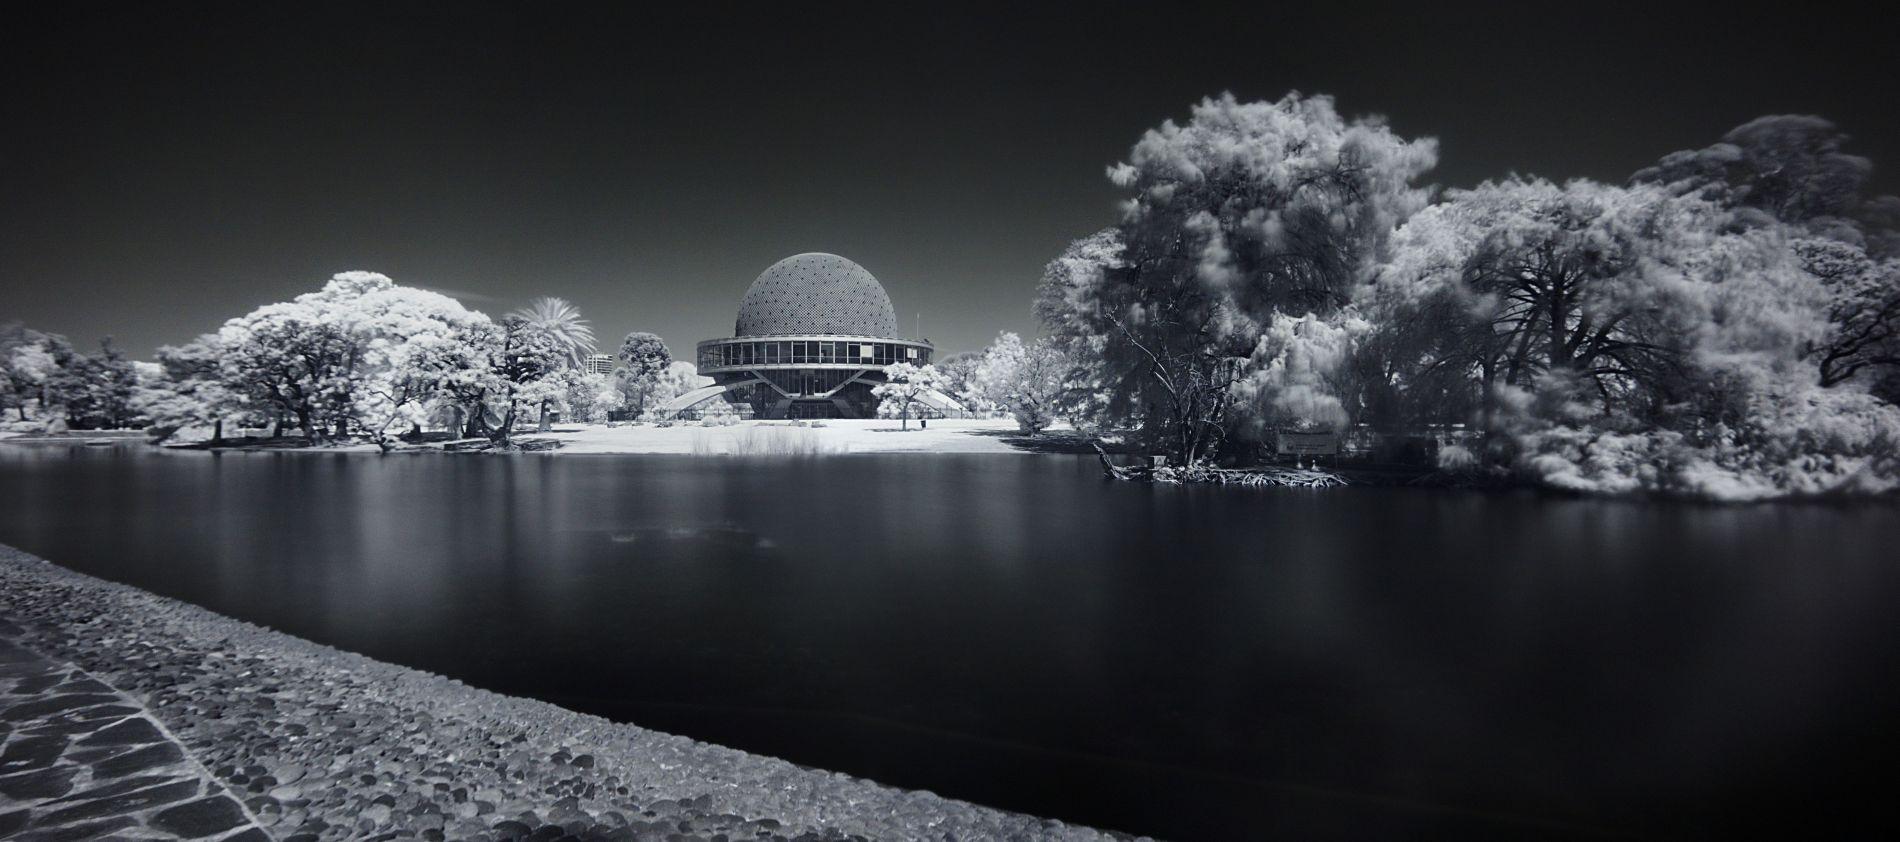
left=340, top=282, right=495, bottom=449
left=1234, top=312, right=1369, bottom=437
left=1635, top=116, right=1900, bottom=404
left=1633, top=115, right=1897, bottom=255
left=651, top=359, right=710, bottom=406
left=1037, top=92, right=1437, bottom=463
left=614, top=332, right=673, bottom=416
left=218, top=278, right=368, bottom=441
left=1790, top=238, right=1900, bottom=394
left=134, top=335, right=249, bottom=442
left=0, top=365, right=14, bottom=421
left=510, top=297, right=596, bottom=368
left=1, top=325, right=75, bottom=422
left=0, top=325, right=28, bottom=420
left=484, top=315, right=566, bottom=445
left=973, top=332, right=1083, bottom=434
left=439, top=318, right=508, bottom=439
left=935, top=352, right=988, bottom=416
left=870, top=362, right=946, bottom=430
left=1369, top=178, right=1751, bottom=433
left=218, top=310, right=340, bottom=441
left=213, top=271, right=490, bottom=443
left=508, top=297, right=596, bottom=431
left=1335, top=286, right=1479, bottom=433
left=47, top=338, right=141, bottom=429
left=563, top=370, right=621, bottom=423
left=1365, top=166, right=1891, bottom=496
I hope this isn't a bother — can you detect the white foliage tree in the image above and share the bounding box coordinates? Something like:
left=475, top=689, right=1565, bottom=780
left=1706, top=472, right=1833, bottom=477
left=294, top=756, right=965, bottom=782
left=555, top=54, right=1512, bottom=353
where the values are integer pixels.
left=614, top=332, right=674, bottom=417
left=217, top=295, right=357, bottom=441
left=871, top=362, right=946, bottom=430
left=935, top=352, right=990, bottom=416
left=563, top=370, right=622, bottom=423
left=215, top=271, right=498, bottom=446
left=2, top=335, right=67, bottom=422
left=1235, top=311, right=1370, bottom=435
left=1036, top=91, right=1438, bottom=463
left=339, top=281, right=494, bottom=449
left=509, top=297, right=596, bottom=430
left=133, top=334, right=250, bottom=442
left=509, top=297, right=596, bottom=368
left=973, top=332, right=1080, bottom=434
left=1367, top=175, right=1900, bottom=497
left=1793, top=238, right=1900, bottom=388
left=649, top=360, right=712, bottom=410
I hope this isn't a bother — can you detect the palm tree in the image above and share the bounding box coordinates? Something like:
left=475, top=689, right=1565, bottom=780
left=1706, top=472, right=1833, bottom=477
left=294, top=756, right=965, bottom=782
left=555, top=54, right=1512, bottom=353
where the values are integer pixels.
left=509, top=296, right=597, bottom=431
left=509, top=296, right=596, bottom=368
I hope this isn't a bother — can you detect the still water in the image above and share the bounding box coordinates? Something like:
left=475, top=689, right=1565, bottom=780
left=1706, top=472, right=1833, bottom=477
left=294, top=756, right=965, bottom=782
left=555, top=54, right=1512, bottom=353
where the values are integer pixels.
left=1, top=444, right=1896, bottom=839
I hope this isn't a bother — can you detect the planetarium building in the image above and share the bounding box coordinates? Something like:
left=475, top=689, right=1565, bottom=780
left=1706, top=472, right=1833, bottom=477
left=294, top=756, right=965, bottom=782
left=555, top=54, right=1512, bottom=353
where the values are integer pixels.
left=663, top=253, right=958, bottom=419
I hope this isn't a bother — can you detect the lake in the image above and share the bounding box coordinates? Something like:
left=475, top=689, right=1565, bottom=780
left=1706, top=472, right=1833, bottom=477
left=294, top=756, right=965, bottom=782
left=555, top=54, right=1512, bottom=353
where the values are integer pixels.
left=1, top=443, right=1896, bottom=839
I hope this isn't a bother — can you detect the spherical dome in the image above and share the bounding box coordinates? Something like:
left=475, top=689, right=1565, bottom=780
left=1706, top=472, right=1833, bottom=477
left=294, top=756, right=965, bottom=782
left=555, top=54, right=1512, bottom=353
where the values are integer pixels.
left=734, top=253, right=899, bottom=338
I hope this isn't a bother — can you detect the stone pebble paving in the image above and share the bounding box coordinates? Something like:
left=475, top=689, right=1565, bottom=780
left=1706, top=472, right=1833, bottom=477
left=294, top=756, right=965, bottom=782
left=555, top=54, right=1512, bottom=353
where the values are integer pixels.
left=0, top=545, right=1144, bottom=842
left=0, top=625, right=270, bottom=840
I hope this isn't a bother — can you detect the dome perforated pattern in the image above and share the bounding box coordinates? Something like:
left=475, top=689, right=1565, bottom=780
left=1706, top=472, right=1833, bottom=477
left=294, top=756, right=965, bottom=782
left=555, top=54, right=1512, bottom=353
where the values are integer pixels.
left=734, top=253, right=900, bottom=338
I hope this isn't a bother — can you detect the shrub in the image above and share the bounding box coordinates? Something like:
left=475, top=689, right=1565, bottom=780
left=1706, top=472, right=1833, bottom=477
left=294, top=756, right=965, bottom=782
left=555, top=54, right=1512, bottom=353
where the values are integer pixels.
left=1436, top=443, right=1478, bottom=472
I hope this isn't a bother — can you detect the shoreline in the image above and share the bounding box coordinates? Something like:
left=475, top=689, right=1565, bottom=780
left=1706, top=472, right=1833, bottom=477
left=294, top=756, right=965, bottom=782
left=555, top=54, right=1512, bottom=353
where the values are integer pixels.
left=13, top=432, right=1894, bottom=502
left=8, top=420, right=1103, bottom=457
left=0, top=542, right=1138, bottom=841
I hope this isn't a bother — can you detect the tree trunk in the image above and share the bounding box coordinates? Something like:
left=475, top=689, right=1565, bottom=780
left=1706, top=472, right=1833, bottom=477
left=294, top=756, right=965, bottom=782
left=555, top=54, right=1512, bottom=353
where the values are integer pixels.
left=462, top=404, right=485, bottom=438
left=1549, top=297, right=1569, bottom=370
left=490, top=401, right=517, bottom=445
left=211, top=418, right=224, bottom=446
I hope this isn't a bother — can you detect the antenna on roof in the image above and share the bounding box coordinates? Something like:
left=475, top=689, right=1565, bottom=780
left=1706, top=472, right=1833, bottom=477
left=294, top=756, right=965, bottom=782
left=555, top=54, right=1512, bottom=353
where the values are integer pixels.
left=915, top=313, right=921, bottom=341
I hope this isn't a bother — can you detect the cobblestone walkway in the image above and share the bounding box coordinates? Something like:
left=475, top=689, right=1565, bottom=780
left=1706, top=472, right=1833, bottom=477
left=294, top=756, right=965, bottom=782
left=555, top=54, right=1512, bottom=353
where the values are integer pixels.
left=3, top=544, right=1131, bottom=842
left=0, top=620, right=270, bottom=841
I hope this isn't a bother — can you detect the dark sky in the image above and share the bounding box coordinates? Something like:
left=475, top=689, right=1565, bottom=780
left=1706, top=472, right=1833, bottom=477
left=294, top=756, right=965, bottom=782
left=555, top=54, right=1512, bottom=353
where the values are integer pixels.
left=4, top=1, right=1897, bottom=358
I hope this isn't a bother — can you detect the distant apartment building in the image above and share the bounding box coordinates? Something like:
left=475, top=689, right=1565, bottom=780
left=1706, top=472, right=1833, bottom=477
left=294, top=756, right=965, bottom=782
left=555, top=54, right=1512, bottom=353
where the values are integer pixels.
left=582, top=354, right=616, bottom=376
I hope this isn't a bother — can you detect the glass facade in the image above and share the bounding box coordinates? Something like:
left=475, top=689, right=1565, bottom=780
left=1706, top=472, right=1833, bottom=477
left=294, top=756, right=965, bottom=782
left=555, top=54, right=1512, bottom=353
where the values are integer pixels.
left=759, top=369, right=857, bottom=396
left=699, top=339, right=930, bottom=370
left=690, top=334, right=933, bottom=419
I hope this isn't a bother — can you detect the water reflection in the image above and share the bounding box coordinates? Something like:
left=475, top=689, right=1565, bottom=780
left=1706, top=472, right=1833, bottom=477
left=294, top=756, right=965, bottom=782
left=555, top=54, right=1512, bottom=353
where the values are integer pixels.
left=0, top=443, right=1896, bottom=839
